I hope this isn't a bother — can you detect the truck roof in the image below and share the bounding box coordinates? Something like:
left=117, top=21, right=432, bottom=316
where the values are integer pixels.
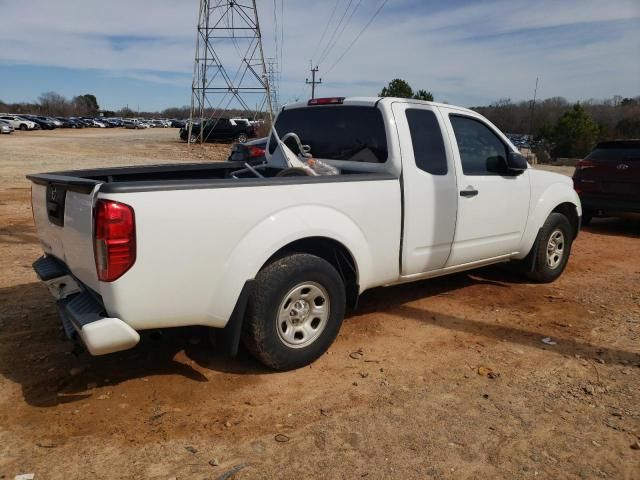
left=281, top=96, right=475, bottom=115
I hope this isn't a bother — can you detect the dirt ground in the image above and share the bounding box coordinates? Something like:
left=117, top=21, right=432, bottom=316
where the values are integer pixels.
left=0, top=128, right=639, bottom=480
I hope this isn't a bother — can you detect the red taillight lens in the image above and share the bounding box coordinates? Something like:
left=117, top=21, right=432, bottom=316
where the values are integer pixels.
left=94, top=199, right=136, bottom=282
left=576, top=159, right=596, bottom=170
left=308, top=97, right=345, bottom=106
left=247, top=145, right=265, bottom=158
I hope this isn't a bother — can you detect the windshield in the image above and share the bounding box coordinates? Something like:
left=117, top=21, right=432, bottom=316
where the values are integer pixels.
left=268, top=105, right=388, bottom=163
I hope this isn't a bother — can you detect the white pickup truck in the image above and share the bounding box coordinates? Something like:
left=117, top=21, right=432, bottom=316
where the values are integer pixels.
left=28, top=97, right=581, bottom=370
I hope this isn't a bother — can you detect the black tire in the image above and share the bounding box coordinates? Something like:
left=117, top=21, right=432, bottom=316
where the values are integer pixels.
left=19, top=124, right=27, bottom=131
left=581, top=210, right=593, bottom=226
left=242, top=253, right=346, bottom=370
left=526, top=212, right=574, bottom=283
left=276, top=167, right=311, bottom=177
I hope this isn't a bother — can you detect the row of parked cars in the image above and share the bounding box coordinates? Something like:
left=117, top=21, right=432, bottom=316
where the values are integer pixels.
left=0, top=113, right=187, bottom=134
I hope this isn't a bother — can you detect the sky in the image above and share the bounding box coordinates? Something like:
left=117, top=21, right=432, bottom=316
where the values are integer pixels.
left=0, top=0, right=638, bottom=112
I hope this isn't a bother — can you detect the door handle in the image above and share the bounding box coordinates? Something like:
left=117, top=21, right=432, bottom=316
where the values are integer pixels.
left=460, top=187, right=479, bottom=197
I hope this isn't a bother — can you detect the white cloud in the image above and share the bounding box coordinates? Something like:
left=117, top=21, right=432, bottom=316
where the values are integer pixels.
left=0, top=0, right=638, bottom=106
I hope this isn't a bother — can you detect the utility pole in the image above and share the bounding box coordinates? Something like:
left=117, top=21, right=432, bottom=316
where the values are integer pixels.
left=188, top=0, right=273, bottom=144
left=305, top=65, right=322, bottom=99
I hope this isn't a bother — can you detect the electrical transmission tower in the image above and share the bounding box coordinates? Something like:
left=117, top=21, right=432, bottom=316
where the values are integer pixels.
left=188, top=0, right=273, bottom=144
left=266, top=58, right=280, bottom=111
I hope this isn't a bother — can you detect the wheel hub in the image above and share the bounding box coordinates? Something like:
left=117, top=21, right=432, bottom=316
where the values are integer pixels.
left=276, top=282, right=330, bottom=349
left=545, top=229, right=565, bottom=269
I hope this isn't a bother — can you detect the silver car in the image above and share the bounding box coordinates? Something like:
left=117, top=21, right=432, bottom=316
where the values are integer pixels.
left=0, top=119, right=14, bottom=134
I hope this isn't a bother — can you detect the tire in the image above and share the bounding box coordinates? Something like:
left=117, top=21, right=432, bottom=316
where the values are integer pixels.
left=526, top=212, right=574, bottom=283
left=581, top=210, right=593, bottom=226
left=242, top=253, right=346, bottom=370
left=236, top=133, right=248, bottom=144
left=276, top=167, right=311, bottom=177
left=19, top=124, right=27, bottom=131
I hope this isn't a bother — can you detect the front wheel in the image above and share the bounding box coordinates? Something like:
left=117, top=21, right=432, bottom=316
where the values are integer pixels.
left=526, top=212, right=574, bottom=283
left=242, top=253, right=346, bottom=370
left=20, top=124, right=27, bottom=131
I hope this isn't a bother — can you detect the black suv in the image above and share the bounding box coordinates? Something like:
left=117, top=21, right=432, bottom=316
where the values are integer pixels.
left=180, top=118, right=255, bottom=143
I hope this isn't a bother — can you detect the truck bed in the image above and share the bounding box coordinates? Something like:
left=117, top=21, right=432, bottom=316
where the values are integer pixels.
left=27, top=161, right=393, bottom=194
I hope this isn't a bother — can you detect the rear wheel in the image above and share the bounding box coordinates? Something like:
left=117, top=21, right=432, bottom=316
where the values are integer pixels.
left=242, top=253, right=346, bottom=370
left=581, top=210, right=593, bottom=226
left=526, top=213, right=574, bottom=283
left=236, top=133, right=248, bottom=144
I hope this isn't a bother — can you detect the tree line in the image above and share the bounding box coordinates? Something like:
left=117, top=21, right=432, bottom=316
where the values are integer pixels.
left=3, top=84, right=639, bottom=159
left=377, top=79, right=639, bottom=159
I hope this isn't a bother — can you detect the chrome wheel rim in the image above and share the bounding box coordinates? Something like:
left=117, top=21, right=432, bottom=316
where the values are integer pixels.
left=276, top=282, right=330, bottom=349
left=237, top=134, right=248, bottom=143
left=546, top=229, right=565, bottom=269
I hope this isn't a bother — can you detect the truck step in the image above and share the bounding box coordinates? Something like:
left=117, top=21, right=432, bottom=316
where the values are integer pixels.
left=33, top=256, right=68, bottom=281
left=62, top=291, right=106, bottom=330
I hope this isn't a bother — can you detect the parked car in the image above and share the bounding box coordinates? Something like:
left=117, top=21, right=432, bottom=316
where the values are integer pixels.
left=27, top=96, right=581, bottom=370
left=47, top=117, right=63, bottom=127
left=22, top=115, right=57, bottom=130
left=227, top=137, right=267, bottom=164
left=180, top=117, right=256, bottom=143
left=170, top=119, right=186, bottom=128
left=54, top=117, right=76, bottom=128
left=122, top=119, right=141, bottom=129
left=0, top=115, right=38, bottom=130
left=0, top=119, right=14, bottom=134
left=573, top=140, right=640, bottom=224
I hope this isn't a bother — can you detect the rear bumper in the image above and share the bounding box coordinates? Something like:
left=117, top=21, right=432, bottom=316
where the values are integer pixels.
left=580, top=194, right=640, bottom=214
left=33, top=256, right=140, bottom=355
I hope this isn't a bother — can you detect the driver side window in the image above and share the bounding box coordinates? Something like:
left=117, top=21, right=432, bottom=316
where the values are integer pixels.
left=450, top=115, right=509, bottom=176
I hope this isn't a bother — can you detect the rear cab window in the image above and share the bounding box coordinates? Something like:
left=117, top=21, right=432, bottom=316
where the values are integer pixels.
left=269, top=106, right=388, bottom=163
left=406, top=109, right=448, bottom=175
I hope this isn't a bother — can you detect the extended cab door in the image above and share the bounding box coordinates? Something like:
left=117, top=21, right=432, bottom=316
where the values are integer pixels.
left=441, top=109, right=530, bottom=266
left=392, top=103, right=458, bottom=275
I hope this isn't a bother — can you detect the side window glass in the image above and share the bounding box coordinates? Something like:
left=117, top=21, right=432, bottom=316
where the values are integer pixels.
left=450, top=115, right=508, bottom=175
left=406, top=109, right=448, bottom=175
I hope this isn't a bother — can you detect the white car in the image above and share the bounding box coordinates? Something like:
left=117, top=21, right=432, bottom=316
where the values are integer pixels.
left=0, top=119, right=14, bottom=134
left=27, top=96, right=580, bottom=370
left=0, top=115, right=37, bottom=130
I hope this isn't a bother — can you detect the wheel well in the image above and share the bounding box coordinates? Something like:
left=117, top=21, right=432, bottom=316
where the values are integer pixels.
left=263, top=237, right=359, bottom=309
left=552, top=202, right=579, bottom=238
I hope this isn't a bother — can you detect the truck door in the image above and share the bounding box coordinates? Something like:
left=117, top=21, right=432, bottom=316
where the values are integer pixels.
left=392, top=103, right=458, bottom=275
left=442, top=110, right=530, bottom=266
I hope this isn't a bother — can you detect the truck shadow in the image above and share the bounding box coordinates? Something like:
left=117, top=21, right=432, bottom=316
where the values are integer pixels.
left=0, top=271, right=637, bottom=408
left=582, top=215, right=640, bottom=238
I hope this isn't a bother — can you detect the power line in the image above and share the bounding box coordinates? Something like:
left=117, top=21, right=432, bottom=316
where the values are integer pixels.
left=279, top=0, right=284, bottom=86
left=325, top=0, right=389, bottom=76
left=318, top=0, right=363, bottom=68
left=311, top=0, right=341, bottom=63
left=316, top=0, right=354, bottom=66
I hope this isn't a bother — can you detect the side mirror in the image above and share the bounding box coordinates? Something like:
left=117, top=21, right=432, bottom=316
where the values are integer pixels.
left=506, top=151, right=528, bottom=174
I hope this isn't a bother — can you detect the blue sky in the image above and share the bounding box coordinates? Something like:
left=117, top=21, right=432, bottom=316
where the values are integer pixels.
left=0, top=0, right=638, bottom=111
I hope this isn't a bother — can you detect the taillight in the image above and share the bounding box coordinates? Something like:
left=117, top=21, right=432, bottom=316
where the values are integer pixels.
left=94, top=199, right=136, bottom=282
left=247, top=145, right=265, bottom=158
left=576, top=159, right=596, bottom=170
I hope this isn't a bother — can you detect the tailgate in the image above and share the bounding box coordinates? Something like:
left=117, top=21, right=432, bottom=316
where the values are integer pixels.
left=29, top=176, right=101, bottom=291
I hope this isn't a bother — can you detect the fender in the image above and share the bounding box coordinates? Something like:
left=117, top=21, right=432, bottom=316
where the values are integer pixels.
left=207, top=204, right=374, bottom=325
left=516, top=174, right=581, bottom=260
